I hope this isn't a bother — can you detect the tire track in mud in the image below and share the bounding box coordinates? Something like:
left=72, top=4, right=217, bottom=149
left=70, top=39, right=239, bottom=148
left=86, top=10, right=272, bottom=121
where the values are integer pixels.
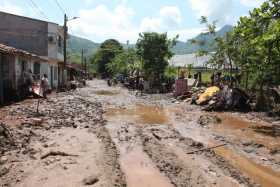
left=139, top=125, right=258, bottom=187
left=104, top=122, right=174, bottom=187
left=93, top=125, right=127, bottom=187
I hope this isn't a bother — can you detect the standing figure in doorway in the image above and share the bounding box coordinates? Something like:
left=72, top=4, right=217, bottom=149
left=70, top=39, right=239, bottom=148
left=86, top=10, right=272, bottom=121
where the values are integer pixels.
left=41, top=74, right=49, bottom=99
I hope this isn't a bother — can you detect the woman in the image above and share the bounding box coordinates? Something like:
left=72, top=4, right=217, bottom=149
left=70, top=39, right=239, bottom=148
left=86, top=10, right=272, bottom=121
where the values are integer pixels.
left=41, top=74, right=49, bottom=98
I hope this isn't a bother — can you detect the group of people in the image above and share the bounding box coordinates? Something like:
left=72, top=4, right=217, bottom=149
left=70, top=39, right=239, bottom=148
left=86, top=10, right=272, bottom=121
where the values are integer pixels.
left=23, top=69, right=50, bottom=99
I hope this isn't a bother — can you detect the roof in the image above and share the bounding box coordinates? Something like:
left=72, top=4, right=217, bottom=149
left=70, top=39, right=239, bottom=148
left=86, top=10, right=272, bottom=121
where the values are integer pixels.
left=0, top=11, right=59, bottom=26
left=169, top=54, right=211, bottom=68
left=40, top=56, right=63, bottom=63
left=0, top=43, right=46, bottom=61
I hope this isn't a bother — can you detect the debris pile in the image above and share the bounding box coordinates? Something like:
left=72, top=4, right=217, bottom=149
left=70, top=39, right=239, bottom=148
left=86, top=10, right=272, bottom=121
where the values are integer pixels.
left=0, top=123, right=14, bottom=154
left=202, top=86, right=251, bottom=112
left=1, top=91, right=103, bottom=156
left=175, top=85, right=251, bottom=112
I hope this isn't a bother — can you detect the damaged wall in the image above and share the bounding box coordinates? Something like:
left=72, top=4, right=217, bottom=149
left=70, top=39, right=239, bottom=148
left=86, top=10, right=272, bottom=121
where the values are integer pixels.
left=0, top=12, right=48, bottom=56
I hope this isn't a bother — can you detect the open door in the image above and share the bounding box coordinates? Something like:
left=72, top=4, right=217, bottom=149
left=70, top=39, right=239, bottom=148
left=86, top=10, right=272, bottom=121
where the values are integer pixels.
left=0, top=53, right=3, bottom=105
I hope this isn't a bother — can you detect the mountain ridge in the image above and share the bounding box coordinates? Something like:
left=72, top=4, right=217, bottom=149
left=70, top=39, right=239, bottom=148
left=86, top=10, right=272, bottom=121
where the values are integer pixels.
left=67, top=25, right=233, bottom=62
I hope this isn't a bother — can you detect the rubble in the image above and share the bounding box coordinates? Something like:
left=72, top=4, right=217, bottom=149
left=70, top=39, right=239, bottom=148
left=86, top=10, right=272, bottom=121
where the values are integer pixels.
left=194, top=86, right=251, bottom=112
left=197, top=115, right=221, bottom=127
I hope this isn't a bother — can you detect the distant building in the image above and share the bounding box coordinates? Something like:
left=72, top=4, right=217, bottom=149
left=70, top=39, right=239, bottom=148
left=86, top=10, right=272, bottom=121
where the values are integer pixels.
left=0, top=11, right=65, bottom=89
left=169, top=54, right=211, bottom=69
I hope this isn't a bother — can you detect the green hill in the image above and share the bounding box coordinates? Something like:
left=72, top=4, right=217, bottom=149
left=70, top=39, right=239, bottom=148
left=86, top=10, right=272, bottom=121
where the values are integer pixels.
left=67, top=25, right=233, bottom=63
left=172, top=25, right=233, bottom=54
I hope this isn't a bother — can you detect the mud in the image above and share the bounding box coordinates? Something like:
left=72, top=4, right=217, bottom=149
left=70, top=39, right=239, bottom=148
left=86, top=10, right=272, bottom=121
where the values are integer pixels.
left=141, top=126, right=255, bottom=187
left=0, top=89, right=126, bottom=187
left=1, top=79, right=280, bottom=187
left=106, top=104, right=169, bottom=125
left=94, top=90, right=120, bottom=96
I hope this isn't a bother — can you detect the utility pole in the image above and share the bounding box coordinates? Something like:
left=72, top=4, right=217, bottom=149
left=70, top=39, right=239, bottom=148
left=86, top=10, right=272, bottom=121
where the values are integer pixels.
left=63, top=13, right=68, bottom=87
left=84, top=58, right=87, bottom=78
left=81, top=48, right=84, bottom=67
left=61, top=14, right=78, bottom=87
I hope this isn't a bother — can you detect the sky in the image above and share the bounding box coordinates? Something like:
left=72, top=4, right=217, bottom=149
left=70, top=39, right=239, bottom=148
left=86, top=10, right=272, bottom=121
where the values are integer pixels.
left=0, top=0, right=266, bottom=43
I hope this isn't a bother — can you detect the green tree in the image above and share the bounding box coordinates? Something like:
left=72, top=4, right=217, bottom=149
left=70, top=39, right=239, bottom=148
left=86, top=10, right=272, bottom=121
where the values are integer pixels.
left=92, top=39, right=123, bottom=78
left=136, top=32, right=178, bottom=83
left=106, top=48, right=140, bottom=77
left=230, top=0, right=280, bottom=110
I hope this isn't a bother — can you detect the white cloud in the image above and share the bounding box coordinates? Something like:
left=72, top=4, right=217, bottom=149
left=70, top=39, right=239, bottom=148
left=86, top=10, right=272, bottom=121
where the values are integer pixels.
left=240, top=0, right=265, bottom=7
left=69, top=4, right=139, bottom=43
left=160, top=6, right=182, bottom=28
left=188, top=0, right=233, bottom=24
left=140, top=6, right=182, bottom=32
left=0, top=1, right=24, bottom=15
left=70, top=4, right=185, bottom=43
left=169, top=28, right=204, bottom=41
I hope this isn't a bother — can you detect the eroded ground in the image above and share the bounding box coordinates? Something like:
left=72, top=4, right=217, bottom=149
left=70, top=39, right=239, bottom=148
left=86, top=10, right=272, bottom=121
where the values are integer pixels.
left=1, top=79, right=280, bottom=187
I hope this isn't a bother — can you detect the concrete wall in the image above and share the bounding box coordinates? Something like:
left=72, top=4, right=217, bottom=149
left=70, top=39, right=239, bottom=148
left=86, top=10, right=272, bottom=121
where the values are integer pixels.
left=14, top=56, right=58, bottom=89
left=40, top=62, right=59, bottom=88
left=0, top=12, right=48, bottom=56
left=47, top=23, right=64, bottom=61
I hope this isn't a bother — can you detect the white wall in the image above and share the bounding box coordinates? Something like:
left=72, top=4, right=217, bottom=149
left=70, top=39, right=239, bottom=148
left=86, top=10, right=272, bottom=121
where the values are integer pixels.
left=48, top=23, right=64, bottom=61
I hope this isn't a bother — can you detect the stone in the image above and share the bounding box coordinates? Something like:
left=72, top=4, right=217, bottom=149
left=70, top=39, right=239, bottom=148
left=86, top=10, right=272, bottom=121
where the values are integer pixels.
left=82, top=175, right=99, bottom=185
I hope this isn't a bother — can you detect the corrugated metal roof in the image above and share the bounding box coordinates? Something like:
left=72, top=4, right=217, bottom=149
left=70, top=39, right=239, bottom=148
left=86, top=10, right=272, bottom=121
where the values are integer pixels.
left=0, top=43, right=46, bottom=60
left=169, top=54, right=211, bottom=68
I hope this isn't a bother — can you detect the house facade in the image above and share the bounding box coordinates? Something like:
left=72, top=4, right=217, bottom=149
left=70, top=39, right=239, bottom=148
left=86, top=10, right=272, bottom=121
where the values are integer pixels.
left=0, top=44, right=48, bottom=105
left=0, top=11, right=64, bottom=89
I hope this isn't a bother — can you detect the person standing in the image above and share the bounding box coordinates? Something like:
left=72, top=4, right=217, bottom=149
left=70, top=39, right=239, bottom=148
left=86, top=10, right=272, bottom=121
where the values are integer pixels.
left=41, top=74, right=49, bottom=99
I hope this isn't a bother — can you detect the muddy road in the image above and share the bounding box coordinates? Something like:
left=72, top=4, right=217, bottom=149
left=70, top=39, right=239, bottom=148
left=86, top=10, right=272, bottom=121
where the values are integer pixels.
left=1, top=79, right=280, bottom=187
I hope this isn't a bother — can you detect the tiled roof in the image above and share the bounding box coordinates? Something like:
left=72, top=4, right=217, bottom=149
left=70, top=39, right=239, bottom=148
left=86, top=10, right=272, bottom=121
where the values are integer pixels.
left=0, top=43, right=46, bottom=60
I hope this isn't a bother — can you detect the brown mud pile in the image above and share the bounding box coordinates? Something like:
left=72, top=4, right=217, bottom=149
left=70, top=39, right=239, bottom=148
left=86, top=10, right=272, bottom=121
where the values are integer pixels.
left=0, top=91, right=126, bottom=187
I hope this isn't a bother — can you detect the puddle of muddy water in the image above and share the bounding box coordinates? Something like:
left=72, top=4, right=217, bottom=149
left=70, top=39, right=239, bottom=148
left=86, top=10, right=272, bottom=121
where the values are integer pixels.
left=94, top=90, right=119, bottom=96
left=214, top=146, right=280, bottom=187
left=119, top=146, right=173, bottom=187
left=106, top=104, right=169, bottom=125
left=212, top=114, right=280, bottom=149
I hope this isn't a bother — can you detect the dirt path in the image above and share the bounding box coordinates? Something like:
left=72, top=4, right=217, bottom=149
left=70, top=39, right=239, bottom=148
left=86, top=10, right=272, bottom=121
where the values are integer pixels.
left=1, top=79, right=280, bottom=187
left=0, top=89, right=125, bottom=187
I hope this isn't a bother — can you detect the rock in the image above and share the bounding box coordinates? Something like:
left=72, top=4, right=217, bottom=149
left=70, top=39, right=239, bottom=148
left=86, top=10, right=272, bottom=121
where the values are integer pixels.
left=0, top=156, right=8, bottom=165
left=82, top=175, right=99, bottom=185
left=0, top=166, right=9, bottom=177
left=261, top=157, right=268, bottom=161
left=242, top=141, right=253, bottom=146
left=270, top=148, right=280, bottom=155
left=31, top=118, right=43, bottom=125
left=197, top=115, right=221, bottom=127
left=244, top=148, right=254, bottom=153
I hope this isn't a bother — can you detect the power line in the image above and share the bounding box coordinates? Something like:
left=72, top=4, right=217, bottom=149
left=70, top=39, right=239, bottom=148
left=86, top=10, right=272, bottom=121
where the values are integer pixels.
left=25, top=0, right=43, bottom=19
left=27, top=0, right=49, bottom=20
left=53, top=0, right=66, bottom=15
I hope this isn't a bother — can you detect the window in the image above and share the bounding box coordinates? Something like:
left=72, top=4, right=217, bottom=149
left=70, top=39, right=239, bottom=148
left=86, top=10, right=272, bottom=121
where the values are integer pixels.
left=58, top=36, right=63, bottom=53
left=2, top=55, right=9, bottom=78
left=58, top=36, right=62, bottom=47
left=21, top=60, right=27, bottom=72
left=34, top=62, right=40, bottom=75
